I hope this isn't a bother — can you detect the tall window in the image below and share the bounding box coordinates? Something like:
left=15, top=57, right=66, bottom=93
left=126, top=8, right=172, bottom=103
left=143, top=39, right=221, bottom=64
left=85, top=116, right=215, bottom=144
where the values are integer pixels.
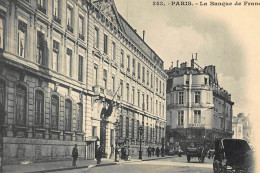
left=93, top=64, right=98, bottom=86
left=66, top=48, right=72, bottom=77
left=120, top=80, right=123, bottom=97
left=156, top=100, right=158, bottom=115
left=16, top=86, right=27, bottom=126
left=0, top=14, right=5, bottom=49
left=137, top=90, right=140, bottom=107
left=138, top=63, right=141, bottom=79
left=159, top=102, right=161, bottom=116
left=162, top=104, right=164, bottom=117
left=150, top=125, right=152, bottom=141
left=155, top=126, right=158, bottom=142
left=151, top=74, right=153, bottom=88
left=53, top=40, right=59, bottom=71
left=131, top=119, right=134, bottom=139
left=178, top=110, right=184, bottom=126
left=146, top=124, right=149, bottom=142
left=67, top=6, right=73, bottom=32
left=127, top=55, right=130, bottom=72
left=142, top=66, right=145, bottom=83
left=77, top=103, right=83, bottom=132
left=120, top=115, right=123, bottom=137
left=94, top=27, right=99, bottom=48
left=18, top=20, right=27, bottom=58
left=150, top=97, right=153, bottom=112
left=178, top=92, right=184, bottom=104
left=126, top=117, right=129, bottom=138
left=163, top=83, right=165, bottom=96
left=37, top=31, right=44, bottom=65
left=194, top=110, right=201, bottom=124
left=112, top=41, right=116, bottom=60
left=131, top=87, right=135, bottom=104
left=78, top=15, right=84, bottom=40
left=195, top=91, right=201, bottom=103
left=126, top=83, right=129, bottom=102
left=159, top=127, right=161, bottom=143
left=103, top=69, right=107, bottom=89
left=112, top=76, right=115, bottom=92
left=92, top=126, right=97, bottom=136
left=65, top=100, right=72, bottom=131
left=53, top=0, right=59, bottom=17
left=142, top=93, right=145, bottom=110
left=78, top=55, right=83, bottom=82
left=147, top=70, right=149, bottom=85
left=120, top=50, right=124, bottom=68
left=35, top=90, right=44, bottom=127
left=51, top=95, right=59, bottom=129
left=159, top=80, right=161, bottom=94
left=136, top=120, right=139, bottom=139
left=132, top=58, right=136, bottom=76
left=37, top=0, right=46, bottom=14
left=146, top=95, right=149, bottom=111
left=103, top=34, right=108, bottom=54
left=156, top=78, right=158, bottom=92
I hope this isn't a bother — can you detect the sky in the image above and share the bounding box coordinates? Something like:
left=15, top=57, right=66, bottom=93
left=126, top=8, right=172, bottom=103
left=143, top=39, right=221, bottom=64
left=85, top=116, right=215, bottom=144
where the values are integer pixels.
left=114, top=0, right=260, bottom=118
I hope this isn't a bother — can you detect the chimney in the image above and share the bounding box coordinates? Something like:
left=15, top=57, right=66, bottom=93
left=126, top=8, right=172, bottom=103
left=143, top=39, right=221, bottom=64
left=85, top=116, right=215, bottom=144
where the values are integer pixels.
left=191, top=59, right=194, bottom=68
left=180, top=62, right=187, bottom=68
left=143, top=30, right=145, bottom=41
left=176, top=60, right=179, bottom=68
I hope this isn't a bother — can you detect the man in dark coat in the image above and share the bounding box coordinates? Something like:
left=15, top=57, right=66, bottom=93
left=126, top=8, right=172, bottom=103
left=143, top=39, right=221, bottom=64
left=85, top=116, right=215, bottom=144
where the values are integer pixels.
left=156, top=147, right=160, bottom=157
left=147, top=146, right=151, bottom=157
left=72, top=144, right=78, bottom=167
left=96, top=145, right=102, bottom=164
left=151, top=147, right=155, bottom=156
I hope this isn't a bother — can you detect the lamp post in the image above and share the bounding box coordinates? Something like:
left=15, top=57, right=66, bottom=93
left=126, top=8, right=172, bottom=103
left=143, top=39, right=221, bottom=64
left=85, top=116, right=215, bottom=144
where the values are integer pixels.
left=139, top=126, right=143, bottom=159
left=114, top=119, right=120, bottom=147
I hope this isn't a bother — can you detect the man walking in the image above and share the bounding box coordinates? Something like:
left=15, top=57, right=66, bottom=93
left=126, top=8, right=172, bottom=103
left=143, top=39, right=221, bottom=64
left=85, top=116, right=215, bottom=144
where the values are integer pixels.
left=147, top=146, right=151, bottom=157
left=72, top=144, right=78, bottom=167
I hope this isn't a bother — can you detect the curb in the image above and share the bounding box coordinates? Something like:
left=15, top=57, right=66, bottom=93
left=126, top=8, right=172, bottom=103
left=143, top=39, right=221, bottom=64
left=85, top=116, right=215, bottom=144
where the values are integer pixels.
left=24, top=162, right=117, bottom=173
left=142, top=156, right=175, bottom=161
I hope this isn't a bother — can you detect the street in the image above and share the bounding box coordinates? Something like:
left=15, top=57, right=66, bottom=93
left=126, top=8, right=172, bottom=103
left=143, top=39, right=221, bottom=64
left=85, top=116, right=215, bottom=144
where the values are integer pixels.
left=56, top=156, right=213, bottom=173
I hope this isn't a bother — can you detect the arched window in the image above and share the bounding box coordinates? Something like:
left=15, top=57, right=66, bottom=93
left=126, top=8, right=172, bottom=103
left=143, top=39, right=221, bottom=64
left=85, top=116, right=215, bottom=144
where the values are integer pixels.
left=35, top=90, right=44, bottom=127
left=65, top=99, right=72, bottom=131
left=51, top=95, right=59, bottom=129
left=77, top=103, right=83, bottom=132
left=16, top=85, right=27, bottom=126
left=120, top=115, right=123, bottom=138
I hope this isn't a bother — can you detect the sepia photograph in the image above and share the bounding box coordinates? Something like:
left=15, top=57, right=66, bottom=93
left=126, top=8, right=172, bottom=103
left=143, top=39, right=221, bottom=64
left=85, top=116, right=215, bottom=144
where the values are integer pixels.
left=0, top=0, right=259, bottom=172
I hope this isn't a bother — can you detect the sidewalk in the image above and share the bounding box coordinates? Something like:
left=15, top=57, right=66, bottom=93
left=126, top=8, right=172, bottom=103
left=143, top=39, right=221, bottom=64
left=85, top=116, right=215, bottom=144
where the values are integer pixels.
left=3, top=155, right=175, bottom=173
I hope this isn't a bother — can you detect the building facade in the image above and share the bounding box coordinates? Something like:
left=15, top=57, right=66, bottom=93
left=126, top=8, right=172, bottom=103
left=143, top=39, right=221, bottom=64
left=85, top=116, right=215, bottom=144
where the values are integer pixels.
left=232, top=113, right=252, bottom=144
left=0, top=0, right=167, bottom=165
left=166, top=60, right=234, bottom=151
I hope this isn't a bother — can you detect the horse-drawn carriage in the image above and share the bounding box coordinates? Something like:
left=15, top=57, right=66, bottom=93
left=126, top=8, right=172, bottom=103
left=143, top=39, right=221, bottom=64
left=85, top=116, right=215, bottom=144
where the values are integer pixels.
left=186, top=146, right=207, bottom=163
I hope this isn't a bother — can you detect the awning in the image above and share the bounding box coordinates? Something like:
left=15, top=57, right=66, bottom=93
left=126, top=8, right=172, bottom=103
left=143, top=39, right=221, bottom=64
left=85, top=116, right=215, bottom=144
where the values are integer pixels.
left=85, top=136, right=99, bottom=142
left=171, top=130, right=186, bottom=139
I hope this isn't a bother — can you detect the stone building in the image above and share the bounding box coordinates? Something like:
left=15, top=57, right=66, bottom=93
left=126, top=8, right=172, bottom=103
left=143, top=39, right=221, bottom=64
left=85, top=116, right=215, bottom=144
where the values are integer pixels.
left=232, top=113, right=252, bottom=144
left=0, top=0, right=167, bottom=165
left=165, top=59, right=234, bottom=151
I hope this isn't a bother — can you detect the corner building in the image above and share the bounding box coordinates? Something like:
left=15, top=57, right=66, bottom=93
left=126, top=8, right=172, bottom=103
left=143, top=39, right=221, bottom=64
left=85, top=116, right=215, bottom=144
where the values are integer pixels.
left=0, top=0, right=167, bottom=164
left=166, top=61, right=234, bottom=152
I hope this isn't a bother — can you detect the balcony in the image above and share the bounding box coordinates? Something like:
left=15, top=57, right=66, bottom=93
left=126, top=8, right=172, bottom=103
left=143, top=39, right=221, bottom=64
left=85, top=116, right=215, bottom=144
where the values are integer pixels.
left=79, top=33, right=84, bottom=41
left=188, top=123, right=205, bottom=128
left=53, top=15, right=61, bottom=24
left=37, top=4, right=46, bottom=14
left=67, top=25, right=74, bottom=33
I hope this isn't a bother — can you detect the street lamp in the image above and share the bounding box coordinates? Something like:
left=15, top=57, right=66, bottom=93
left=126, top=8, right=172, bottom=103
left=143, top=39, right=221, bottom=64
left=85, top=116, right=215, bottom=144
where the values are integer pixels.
left=139, top=126, right=143, bottom=160
left=114, top=119, right=120, bottom=146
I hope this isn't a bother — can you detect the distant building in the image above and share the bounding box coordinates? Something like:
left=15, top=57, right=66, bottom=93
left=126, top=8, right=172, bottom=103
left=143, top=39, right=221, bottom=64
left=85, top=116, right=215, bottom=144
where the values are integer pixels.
left=166, top=59, right=234, bottom=151
left=232, top=113, right=251, bottom=143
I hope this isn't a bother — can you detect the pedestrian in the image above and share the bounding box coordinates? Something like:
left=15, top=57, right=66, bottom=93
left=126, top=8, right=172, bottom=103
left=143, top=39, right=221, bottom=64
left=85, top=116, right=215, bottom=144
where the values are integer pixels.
left=156, top=147, right=160, bottom=157
left=121, top=146, right=125, bottom=159
left=115, top=145, right=120, bottom=162
left=152, top=147, right=155, bottom=156
left=96, top=145, right=102, bottom=164
left=147, top=146, right=151, bottom=157
left=72, top=144, right=78, bottom=167
left=161, top=147, right=164, bottom=157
